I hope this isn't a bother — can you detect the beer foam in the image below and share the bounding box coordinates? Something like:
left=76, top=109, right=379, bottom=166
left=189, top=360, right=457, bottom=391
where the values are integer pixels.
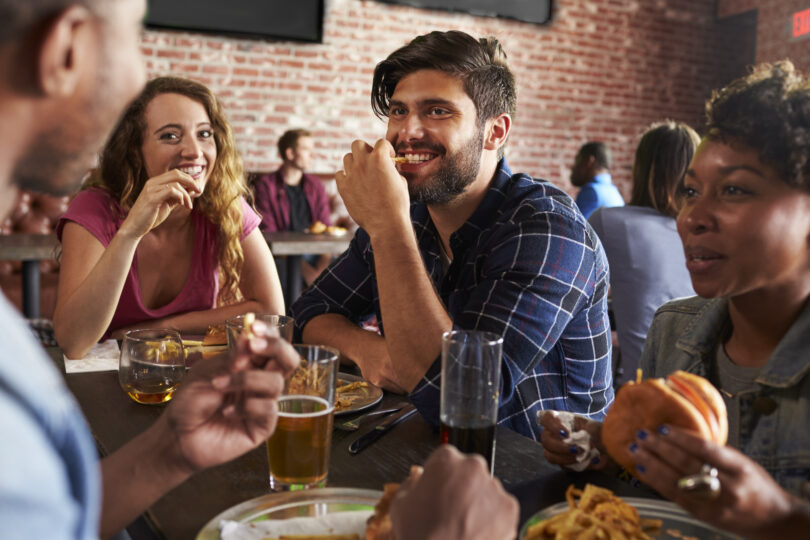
left=277, top=395, right=334, bottom=418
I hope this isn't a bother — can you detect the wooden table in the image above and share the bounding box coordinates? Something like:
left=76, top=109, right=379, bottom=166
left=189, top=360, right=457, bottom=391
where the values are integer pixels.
left=264, top=231, right=351, bottom=306
left=0, top=233, right=59, bottom=318
left=55, top=348, right=658, bottom=539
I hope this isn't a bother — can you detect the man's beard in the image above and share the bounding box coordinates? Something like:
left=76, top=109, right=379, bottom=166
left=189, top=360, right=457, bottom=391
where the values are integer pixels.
left=13, top=125, right=99, bottom=196
left=407, top=125, right=484, bottom=205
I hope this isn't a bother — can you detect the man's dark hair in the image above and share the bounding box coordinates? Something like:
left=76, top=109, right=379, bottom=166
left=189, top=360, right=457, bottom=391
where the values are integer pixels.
left=577, top=141, right=612, bottom=171
left=0, top=0, right=105, bottom=43
left=705, top=60, right=810, bottom=191
left=278, top=128, right=311, bottom=161
left=371, top=30, right=517, bottom=126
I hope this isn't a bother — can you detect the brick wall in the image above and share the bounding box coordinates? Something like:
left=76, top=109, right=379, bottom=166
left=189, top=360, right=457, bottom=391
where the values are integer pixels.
left=140, top=0, right=782, bottom=199
left=719, top=0, right=810, bottom=73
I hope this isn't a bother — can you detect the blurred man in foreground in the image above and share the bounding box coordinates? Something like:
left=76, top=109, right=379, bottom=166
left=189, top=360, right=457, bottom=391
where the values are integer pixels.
left=0, top=1, right=298, bottom=538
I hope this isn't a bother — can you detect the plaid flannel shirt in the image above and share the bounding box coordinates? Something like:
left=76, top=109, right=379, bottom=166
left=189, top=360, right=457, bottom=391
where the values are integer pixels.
left=291, top=159, right=614, bottom=440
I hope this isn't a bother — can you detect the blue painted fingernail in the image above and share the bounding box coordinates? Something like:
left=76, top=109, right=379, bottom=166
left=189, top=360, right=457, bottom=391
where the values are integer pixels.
left=637, top=429, right=647, bottom=440
left=636, top=464, right=646, bottom=474
left=569, top=445, right=579, bottom=454
left=658, top=425, right=669, bottom=435
left=559, top=429, right=569, bottom=438
left=591, top=456, right=600, bottom=465
left=629, top=442, right=638, bottom=453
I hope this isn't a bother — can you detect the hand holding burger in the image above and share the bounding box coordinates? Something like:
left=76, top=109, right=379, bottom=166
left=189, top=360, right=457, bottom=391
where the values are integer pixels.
left=602, top=370, right=728, bottom=476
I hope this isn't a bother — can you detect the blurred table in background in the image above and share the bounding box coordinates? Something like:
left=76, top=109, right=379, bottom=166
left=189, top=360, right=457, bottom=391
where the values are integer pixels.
left=0, top=233, right=59, bottom=318
left=264, top=231, right=351, bottom=307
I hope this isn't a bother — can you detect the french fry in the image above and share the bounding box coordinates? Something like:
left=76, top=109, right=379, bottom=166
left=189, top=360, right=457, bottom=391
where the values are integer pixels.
left=242, top=312, right=255, bottom=338
left=524, top=484, right=662, bottom=540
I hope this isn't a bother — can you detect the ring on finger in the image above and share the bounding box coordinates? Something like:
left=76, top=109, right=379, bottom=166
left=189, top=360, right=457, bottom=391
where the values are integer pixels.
left=677, top=463, right=720, bottom=500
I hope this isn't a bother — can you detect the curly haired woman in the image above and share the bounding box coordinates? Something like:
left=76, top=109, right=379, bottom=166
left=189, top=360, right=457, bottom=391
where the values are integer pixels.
left=54, top=77, right=284, bottom=358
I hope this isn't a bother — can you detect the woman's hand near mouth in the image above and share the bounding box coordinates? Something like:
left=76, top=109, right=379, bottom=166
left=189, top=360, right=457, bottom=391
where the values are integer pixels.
left=119, top=169, right=202, bottom=239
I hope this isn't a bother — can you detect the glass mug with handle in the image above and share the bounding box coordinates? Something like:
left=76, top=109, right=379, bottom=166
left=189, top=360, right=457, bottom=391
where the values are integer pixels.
left=119, top=328, right=186, bottom=405
left=266, top=344, right=339, bottom=491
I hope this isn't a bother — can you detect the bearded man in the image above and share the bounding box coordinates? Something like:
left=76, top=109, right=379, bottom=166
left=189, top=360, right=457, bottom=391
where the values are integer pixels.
left=291, top=30, right=614, bottom=440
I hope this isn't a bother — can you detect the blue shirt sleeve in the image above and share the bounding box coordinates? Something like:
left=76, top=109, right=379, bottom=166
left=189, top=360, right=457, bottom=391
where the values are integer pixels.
left=575, top=183, right=599, bottom=218
left=291, top=229, right=378, bottom=339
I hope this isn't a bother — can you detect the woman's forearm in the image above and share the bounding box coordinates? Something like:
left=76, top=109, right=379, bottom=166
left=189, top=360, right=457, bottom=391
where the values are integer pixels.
left=114, top=300, right=277, bottom=337
left=54, top=229, right=141, bottom=358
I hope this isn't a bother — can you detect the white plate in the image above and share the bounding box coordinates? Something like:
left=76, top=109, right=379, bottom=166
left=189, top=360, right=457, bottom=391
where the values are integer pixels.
left=196, top=487, right=382, bottom=540
left=520, top=496, right=741, bottom=539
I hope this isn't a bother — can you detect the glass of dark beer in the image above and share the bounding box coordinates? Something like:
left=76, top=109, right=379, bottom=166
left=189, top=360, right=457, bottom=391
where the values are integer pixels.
left=266, top=344, right=339, bottom=491
left=439, top=330, right=503, bottom=475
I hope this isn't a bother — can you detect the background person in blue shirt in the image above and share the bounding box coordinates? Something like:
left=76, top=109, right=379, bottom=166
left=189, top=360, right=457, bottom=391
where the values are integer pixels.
left=291, top=30, right=614, bottom=441
left=570, top=141, right=625, bottom=218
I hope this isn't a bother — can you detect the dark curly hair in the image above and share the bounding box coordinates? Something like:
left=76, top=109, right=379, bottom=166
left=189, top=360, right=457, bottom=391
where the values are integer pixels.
left=705, top=60, right=810, bottom=191
left=371, top=30, right=516, bottom=156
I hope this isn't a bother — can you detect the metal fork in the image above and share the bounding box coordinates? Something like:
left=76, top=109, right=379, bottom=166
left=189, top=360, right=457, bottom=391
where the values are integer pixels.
left=335, top=406, right=405, bottom=431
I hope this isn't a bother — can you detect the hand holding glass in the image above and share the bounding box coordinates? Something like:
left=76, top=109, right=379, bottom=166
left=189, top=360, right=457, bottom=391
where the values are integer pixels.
left=119, top=328, right=185, bottom=405
left=440, top=330, right=503, bottom=474
left=266, top=344, right=339, bottom=490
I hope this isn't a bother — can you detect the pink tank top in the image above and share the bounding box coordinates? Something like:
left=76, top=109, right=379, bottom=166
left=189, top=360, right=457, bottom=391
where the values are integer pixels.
left=56, top=188, right=260, bottom=336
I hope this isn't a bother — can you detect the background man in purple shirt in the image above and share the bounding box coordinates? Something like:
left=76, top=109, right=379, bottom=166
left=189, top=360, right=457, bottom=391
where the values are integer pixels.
left=253, top=128, right=332, bottom=284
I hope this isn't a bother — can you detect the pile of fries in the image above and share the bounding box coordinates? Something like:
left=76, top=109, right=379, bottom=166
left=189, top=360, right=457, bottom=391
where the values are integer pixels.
left=524, top=484, right=662, bottom=539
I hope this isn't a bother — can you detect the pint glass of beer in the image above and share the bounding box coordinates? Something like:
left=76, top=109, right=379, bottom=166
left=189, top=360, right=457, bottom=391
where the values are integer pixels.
left=440, top=330, right=503, bottom=475
left=266, top=344, right=339, bottom=490
left=119, top=329, right=185, bottom=405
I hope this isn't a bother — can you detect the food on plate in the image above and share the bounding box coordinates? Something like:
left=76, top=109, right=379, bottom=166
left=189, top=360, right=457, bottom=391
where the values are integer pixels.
left=307, top=220, right=328, bottom=234
left=202, top=323, right=227, bottom=346
left=326, top=225, right=347, bottom=236
left=523, top=484, right=662, bottom=539
left=305, top=221, right=347, bottom=236
left=336, top=378, right=371, bottom=412
left=364, top=483, right=399, bottom=540
left=602, top=370, right=728, bottom=475
left=288, top=371, right=372, bottom=413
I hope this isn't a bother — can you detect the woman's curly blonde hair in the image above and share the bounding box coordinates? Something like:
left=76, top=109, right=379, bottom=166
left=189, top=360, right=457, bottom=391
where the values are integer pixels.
left=86, top=76, right=248, bottom=306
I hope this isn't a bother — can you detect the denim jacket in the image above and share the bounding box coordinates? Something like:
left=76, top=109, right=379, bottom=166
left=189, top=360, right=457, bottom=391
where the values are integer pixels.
left=640, top=296, right=810, bottom=499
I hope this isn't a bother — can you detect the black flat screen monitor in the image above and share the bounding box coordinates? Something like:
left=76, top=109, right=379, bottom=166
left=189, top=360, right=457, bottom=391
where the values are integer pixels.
left=144, top=0, right=325, bottom=43
left=373, top=0, right=552, bottom=24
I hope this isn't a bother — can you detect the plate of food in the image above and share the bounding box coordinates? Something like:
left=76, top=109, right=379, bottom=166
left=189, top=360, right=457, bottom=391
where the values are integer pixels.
left=335, top=373, right=383, bottom=416
left=196, top=487, right=384, bottom=540
left=520, top=484, right=740, bottom=539
left=305, top=221, right=348, bottom=237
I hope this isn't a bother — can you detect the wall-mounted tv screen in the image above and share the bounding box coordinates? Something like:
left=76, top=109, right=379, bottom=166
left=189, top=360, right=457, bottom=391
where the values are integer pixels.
left=373, top=0, right=552, bottom=24
left=144, top=0, right=325, bottom=43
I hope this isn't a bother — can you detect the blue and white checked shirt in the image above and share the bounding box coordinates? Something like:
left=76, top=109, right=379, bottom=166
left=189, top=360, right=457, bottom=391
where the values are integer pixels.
left=292, top=159, right=614, bottom=440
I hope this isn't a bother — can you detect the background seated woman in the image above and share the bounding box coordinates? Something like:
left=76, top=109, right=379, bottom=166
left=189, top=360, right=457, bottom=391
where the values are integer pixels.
left=540, top=61, right=810, bottom=538
left=54, top=77, right=284, bottom=358
left=589, top=120, right=698, bottom=384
